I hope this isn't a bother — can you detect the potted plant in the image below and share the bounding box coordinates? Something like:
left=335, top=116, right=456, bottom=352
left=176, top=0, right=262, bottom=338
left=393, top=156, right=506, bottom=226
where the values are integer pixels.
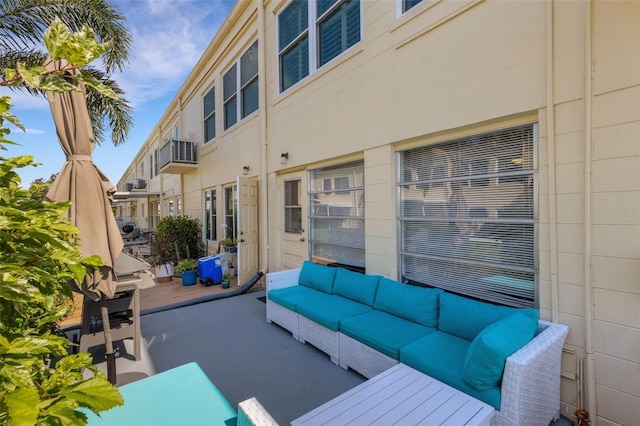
left=151, top=234, right=174, bottom=282
left=175, top=259, right=198, bottom=286
left=220, top=237, right=237, bottom=253
left=228, top=260, right=236, bottom=276
left=221, top=272, right=231, bottom=289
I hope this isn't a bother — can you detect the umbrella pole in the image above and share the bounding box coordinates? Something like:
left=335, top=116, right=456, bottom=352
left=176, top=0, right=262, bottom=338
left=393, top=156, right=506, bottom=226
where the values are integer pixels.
left=99, top=298, right=118, bottom=385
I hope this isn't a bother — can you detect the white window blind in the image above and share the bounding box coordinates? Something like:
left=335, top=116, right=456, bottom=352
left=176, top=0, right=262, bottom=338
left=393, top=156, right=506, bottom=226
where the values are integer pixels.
left=309, top=160, right=365, bottom=267
left=399, top=124, right=537, bottom=308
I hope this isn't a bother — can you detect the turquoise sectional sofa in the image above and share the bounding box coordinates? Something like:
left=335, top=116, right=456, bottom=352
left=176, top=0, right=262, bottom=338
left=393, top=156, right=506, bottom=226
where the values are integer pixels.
left=266, top=261, right=569, bottom=426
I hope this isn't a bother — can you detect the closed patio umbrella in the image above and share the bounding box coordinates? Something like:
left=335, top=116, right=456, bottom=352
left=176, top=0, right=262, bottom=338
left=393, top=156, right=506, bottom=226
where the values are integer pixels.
left=44, top=58, right=124, bottom=383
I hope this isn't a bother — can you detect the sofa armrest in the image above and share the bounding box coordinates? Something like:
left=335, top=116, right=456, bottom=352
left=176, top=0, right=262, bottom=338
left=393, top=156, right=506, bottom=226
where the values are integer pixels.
left=496, top=320, right=569, bottom=426
left=237, top=397, right=278, bottom=426
left=266, top=268, right=302, bottom=292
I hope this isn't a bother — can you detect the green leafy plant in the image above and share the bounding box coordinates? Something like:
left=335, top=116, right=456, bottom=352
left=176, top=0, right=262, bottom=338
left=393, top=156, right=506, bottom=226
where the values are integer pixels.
left=0, top=19, right=123, bottom=425
left=175, top=259, right=198, bottom=274
left=220, top=237, right=237, bottom=247
left=156, top=216, right=202, bottom=264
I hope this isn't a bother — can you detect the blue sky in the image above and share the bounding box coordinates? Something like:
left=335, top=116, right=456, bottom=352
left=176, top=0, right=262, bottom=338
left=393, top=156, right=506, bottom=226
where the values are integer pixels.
left=2, top=0, right=237, bottom=186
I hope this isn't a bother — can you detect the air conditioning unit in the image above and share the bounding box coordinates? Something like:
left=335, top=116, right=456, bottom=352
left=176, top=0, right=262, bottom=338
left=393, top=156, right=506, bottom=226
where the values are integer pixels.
left=133, top=179, right=146, bottom=189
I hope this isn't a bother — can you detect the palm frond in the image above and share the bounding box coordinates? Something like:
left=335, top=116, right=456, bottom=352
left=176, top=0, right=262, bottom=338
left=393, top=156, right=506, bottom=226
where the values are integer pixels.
left=0, top=0, right=131, bottom=73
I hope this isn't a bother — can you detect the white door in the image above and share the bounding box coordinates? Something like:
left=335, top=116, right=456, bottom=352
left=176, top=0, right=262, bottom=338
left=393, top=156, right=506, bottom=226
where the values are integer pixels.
left=237, top=176, right=259, bottom=286
left=280, top=171, right=308, bottom=269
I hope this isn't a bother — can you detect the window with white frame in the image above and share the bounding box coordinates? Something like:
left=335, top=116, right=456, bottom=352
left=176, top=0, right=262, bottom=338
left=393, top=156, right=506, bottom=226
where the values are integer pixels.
left=153, top=149, right=159, bottom=176
left=278, top=0, right=361, bottom=93
left=223, top=185, right=237, bottom=239
left=204, top=87, right=216, bottom=142
left=309, top=160, right=364, bottom=267
left=398, top=124, right=537, bottom=308
left=205, top=189, right=217, bottom=241
left=401, top=0, right=423, bottom=14
left=223, top=41, right=259, bottom=130
left=284, top=179, right=302, bottom=233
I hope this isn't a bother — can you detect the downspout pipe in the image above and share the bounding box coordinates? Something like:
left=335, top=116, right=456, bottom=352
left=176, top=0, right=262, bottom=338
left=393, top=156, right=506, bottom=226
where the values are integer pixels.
left=583, top=0, right=596, bottom=419
left=546, top=0, right=560, bottom=323
left=257, top=0, right=269, bottom=275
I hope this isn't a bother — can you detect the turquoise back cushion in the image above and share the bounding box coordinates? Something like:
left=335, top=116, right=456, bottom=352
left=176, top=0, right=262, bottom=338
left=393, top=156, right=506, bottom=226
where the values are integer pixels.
left=462, top=313, right=538, bottom=390
left=439, top=292, right=539, bottom=341
left=374, top=278, right=440, bottom=327
left=298, top=261, right=336, bottom=294
left=332, top=268, right=380, bottom=306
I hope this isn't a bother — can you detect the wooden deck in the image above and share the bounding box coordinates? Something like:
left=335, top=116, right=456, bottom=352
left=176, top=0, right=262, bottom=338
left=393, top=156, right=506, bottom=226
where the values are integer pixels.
left=59, top=273, right=261, bottom=328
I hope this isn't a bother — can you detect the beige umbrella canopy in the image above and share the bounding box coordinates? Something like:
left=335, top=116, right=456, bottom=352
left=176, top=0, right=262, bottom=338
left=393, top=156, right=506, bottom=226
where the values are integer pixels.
left=44, top=58, right=124, bottom=302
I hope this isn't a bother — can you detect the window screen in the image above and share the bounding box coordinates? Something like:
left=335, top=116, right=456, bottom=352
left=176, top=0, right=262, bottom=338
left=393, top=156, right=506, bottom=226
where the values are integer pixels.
left=223, top=65, right=237, bottom=130
left=318, top=0, right=361, bottom=66
left=241, top=41, right=259, bottom=118
left=278, top=0, right=361, bottom=93
left=204, top=87, right=215, bottom=142
left=309, top=160, right=365, bottom=268
left=284, top=179, right=302, bottom=233
left=398, top=124, right=537, bottom=308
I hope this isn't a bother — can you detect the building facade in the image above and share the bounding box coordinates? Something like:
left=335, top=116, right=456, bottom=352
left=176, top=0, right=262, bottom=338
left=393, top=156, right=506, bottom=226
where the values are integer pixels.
left=116, top=1, right=640, bottom=424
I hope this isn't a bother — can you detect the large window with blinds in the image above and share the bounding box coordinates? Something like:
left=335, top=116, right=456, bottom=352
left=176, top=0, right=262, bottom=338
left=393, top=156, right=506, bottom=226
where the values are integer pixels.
left=278, top=0, right=361, bottom=93
left=309, top=160, right=364, bottom=268
left=398, top=124, right=537, bottom=308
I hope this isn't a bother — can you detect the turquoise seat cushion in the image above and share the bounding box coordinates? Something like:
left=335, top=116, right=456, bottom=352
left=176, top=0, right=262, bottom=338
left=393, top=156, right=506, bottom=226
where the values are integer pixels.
left=439, top=292, right=539, bottom=341
left=332, top=267, right=380, bottom=306
left=299, top=261, right=336, bottom=293
left=462, top=313, right=538, bottom=390
left=268, top=285, right=320, bottom=312
left=400, top=331, right=501, bottom=410
left=374, top=278, right=440, bottom=327
left=340, top=310, right=436, bottom=359
left=297, top=293, right=372, bottom=331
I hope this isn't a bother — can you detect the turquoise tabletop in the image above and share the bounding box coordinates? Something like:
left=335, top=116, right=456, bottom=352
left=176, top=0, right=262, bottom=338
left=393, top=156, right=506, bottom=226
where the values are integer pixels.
left=83, top=362, right=237, bottom=426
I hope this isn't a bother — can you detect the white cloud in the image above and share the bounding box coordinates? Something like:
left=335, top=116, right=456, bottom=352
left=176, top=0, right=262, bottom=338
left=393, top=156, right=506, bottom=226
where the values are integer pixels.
left=111, top=0, right=236, bottom=107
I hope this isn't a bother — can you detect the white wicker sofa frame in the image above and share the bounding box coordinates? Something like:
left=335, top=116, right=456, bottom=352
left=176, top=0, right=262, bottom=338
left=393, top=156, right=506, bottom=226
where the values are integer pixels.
left=266, top=267, right=569, bottom=426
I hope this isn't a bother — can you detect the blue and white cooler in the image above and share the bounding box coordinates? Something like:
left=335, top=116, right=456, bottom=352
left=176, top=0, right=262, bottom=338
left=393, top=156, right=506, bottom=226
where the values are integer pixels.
left=197, top=255, right=222, bottom=286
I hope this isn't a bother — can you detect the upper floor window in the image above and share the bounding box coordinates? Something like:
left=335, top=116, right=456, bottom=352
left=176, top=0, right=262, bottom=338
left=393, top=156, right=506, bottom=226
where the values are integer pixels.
left=401, top=0, right=423, bottom=14
left=278, top=0, right=361, bottom=93
left=224, top=41, right=259, bottom=130
left=204, top=87, right=216, bottom=142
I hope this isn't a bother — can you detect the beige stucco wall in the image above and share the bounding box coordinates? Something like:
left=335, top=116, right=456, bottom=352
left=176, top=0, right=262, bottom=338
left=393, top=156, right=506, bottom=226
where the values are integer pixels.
left=117, top=1, right=639, bottom=423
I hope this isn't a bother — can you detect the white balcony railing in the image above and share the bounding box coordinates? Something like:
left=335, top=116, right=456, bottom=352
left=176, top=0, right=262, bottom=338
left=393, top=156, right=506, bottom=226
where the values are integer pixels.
left=159, top=139, right=198, bottom=174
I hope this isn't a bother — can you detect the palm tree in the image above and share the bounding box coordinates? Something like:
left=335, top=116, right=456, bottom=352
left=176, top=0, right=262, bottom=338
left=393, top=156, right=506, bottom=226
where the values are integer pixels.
left=0, top=0, right=133, bottom=145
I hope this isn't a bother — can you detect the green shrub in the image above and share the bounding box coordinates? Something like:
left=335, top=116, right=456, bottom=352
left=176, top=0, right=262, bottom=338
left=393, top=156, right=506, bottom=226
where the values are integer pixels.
left=156, top=216, right=202, bottom=263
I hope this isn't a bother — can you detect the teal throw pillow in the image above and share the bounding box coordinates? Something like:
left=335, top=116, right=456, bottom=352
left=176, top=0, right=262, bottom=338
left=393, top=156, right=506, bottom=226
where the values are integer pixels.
left=462, top=313, right=538, bottom=391
left=332, top=268, right=380, bottom=306
left=298, top=261, right=336, bottom=294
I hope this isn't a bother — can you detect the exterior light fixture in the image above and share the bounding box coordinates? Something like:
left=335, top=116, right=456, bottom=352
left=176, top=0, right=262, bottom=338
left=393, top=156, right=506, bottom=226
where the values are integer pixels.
left=280, top=152, right=289, bottom=164
left=242, top=165, right=250, bottom=175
